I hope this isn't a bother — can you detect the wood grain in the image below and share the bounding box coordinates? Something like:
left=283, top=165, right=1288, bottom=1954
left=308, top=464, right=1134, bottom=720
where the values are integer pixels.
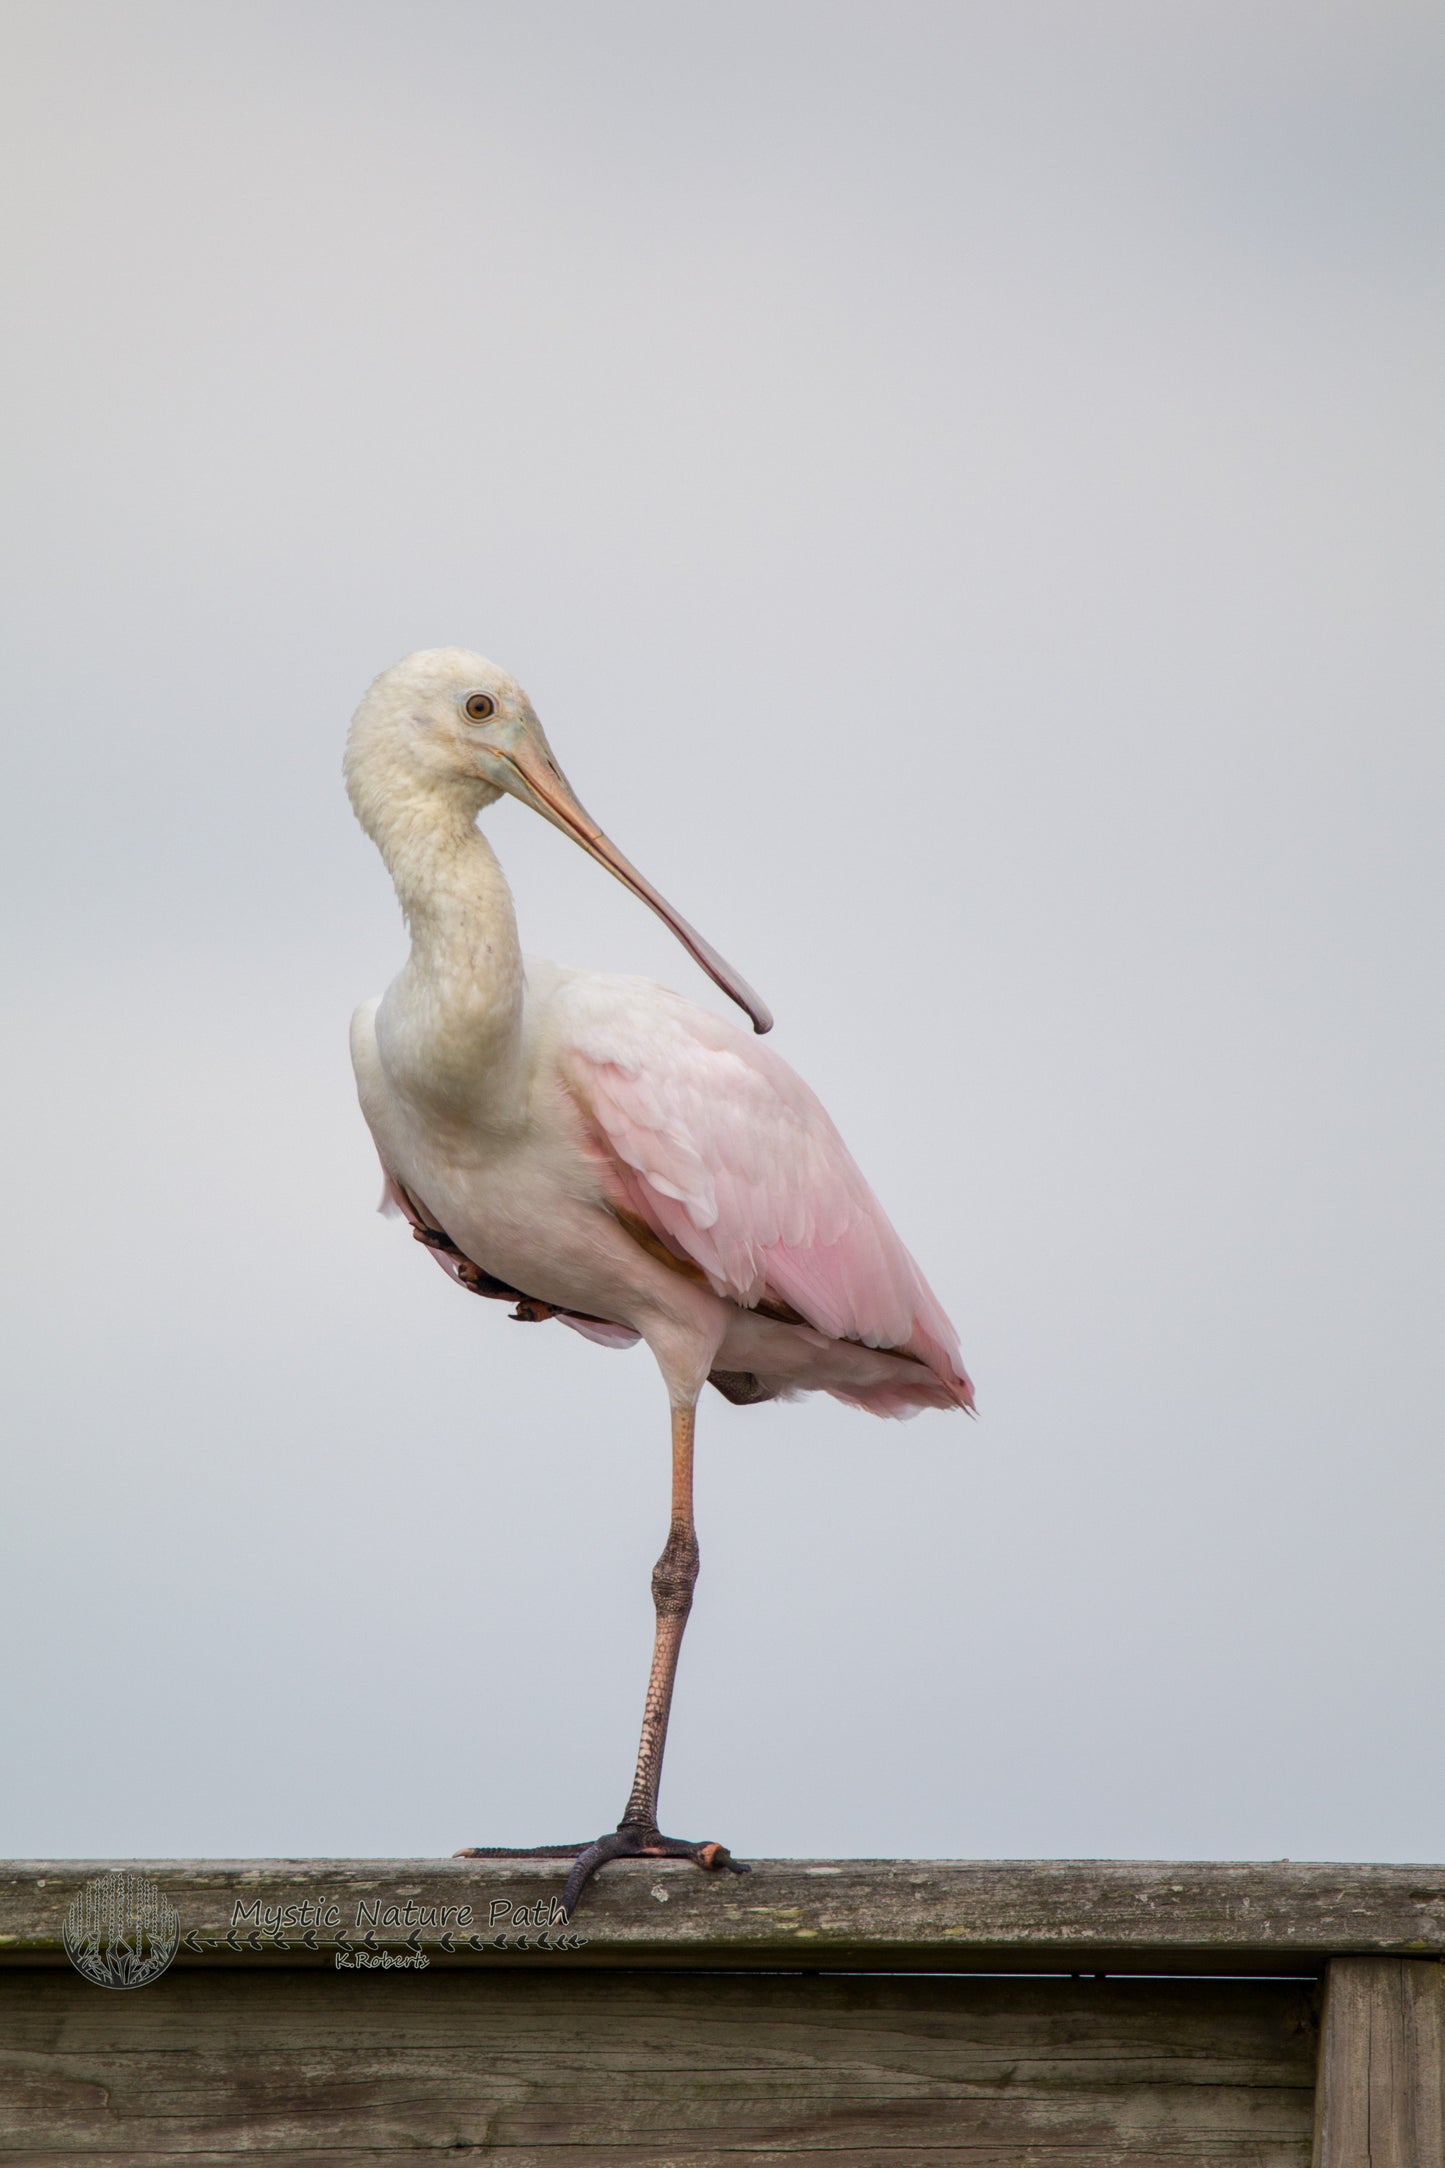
left=1312, top=1956, right=1445, bottom=2168
left=3, top=1858, right=1443, bottom=1972
left=0, top=1966, right=1317, bottom=2164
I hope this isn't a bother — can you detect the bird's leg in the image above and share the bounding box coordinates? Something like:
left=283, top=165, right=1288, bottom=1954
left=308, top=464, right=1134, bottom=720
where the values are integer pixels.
left=550, top=1402, right=748, bottom=1914
left=621, top=1400, right=701, bottom=1830
left=456, top=1400, right=748, bottom=1916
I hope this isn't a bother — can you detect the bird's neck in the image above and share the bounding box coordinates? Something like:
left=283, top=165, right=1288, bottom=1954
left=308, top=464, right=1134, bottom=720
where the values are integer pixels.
left=377, top=792, right=525, bottom=1065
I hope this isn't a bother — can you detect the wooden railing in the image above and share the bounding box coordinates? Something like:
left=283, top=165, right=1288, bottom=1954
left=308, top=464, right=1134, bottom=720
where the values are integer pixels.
left=2, top=1857, right=1440, bottom=2160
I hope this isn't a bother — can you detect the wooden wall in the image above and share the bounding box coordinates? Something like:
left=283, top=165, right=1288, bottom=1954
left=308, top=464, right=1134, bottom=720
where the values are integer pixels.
left=0, top=1966, right=1319, bottom=2164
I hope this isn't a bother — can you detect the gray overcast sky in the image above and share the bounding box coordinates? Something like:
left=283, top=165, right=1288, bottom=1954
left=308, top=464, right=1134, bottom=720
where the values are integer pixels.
left=2, top=0, right=1442, bottom=1864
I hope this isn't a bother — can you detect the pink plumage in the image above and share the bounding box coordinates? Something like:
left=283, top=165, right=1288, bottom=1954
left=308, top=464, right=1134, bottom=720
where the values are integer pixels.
left=553, top=977, right=973, bottom=1418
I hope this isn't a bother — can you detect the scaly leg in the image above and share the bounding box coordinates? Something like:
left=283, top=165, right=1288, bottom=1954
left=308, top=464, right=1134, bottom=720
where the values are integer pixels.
left=456, top=1401, right=748, bottom=1916
left=623, top=1399, right=703, bottom=1828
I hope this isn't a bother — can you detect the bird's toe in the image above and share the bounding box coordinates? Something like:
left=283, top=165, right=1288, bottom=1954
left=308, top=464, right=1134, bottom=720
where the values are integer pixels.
left=451, top=1826, right=748, bottom=1919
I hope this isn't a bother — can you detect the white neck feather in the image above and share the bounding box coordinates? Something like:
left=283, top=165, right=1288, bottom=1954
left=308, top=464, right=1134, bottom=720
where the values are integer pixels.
left=366, top=783, right=526, bottom=1104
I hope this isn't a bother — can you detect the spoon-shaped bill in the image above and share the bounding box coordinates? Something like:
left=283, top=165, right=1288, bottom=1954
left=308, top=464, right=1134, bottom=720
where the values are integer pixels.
left=493, top=731, right=773, bottom=1035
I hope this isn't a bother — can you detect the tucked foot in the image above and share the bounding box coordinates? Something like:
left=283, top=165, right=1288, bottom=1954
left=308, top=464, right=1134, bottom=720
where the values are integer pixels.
left=453, top=1825, right=749, bottom=1919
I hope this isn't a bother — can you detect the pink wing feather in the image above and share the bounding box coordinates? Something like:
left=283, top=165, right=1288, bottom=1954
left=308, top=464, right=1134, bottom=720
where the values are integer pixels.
left=557, top=979, right=973, bottom=1408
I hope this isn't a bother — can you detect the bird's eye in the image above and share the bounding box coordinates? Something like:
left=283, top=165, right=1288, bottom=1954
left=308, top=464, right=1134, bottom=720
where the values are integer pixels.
left=463, top=692, right=496, bottom=721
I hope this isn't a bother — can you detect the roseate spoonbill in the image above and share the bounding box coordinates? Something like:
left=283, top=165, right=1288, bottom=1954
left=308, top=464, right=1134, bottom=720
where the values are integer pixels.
left=346, top=648, right=973, bottom=1912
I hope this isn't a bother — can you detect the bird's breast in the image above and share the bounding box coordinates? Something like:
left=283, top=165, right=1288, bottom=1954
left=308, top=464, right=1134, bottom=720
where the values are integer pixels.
left=369, top=966, right=530, bottom=1134
left=353, top=995, right=647, bottom=1319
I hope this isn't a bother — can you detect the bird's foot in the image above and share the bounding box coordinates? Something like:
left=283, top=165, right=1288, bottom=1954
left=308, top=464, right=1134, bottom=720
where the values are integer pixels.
left=553, top=1823, right=750, bottom=1918
left=453, top=1822, right=749, bottom=1919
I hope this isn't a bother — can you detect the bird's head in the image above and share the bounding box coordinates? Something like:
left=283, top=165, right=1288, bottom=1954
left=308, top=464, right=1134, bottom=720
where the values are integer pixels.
left=345, top=647, right=771, bottom=1033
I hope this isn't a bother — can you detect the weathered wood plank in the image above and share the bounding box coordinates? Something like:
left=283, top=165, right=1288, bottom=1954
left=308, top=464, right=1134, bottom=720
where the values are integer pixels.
left=1, top=1858, right=1441, bottom=1971
left=1312, top=1956, right=1445, bottom=2168
left=0, top=1967, right=1317, bottom=2162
